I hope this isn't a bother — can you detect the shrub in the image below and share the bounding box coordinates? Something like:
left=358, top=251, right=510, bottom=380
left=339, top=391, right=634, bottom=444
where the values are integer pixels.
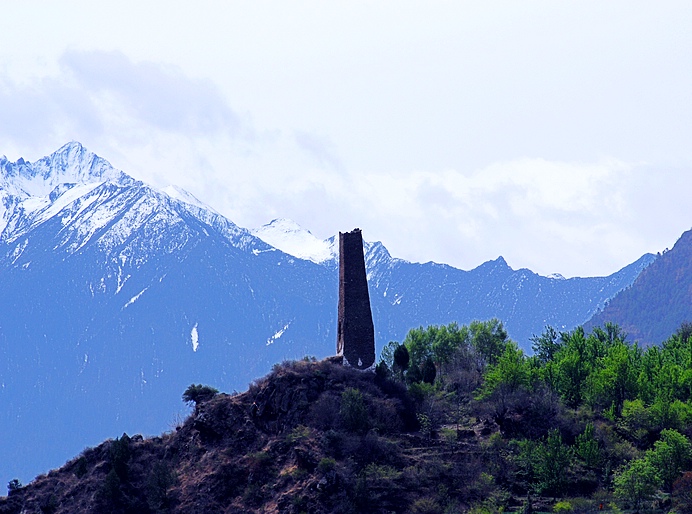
left=39, top=494, right=59, bottom=514
left=672, top=472, right=692, bottom=514
left=147, top=461, right=175, bottom=512
left=308, top=393, right=341, bottom=431
left=317, top=457, right=337, bottom=475
left=409, top=497, right=442, bottom=514
left=109, top=434, right=131, bottom=482
left=286, top=425, right=311, bottom=445
left=340, top=388, right=369, bottom=433
left=182, top=384, right=219, bottom=406
left=97, top=469, right=122, bottom=507
left=7, top=479, right=21, bottom=495
left=74, top=456, right=88, bottom=478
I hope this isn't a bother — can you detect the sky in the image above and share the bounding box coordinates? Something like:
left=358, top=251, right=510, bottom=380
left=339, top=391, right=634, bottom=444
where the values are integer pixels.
left=1, top=1, right=691, bottom=277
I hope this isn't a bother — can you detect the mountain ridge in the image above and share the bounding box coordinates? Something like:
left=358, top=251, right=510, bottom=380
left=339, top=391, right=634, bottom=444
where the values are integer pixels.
left=585, top=228, right=692, bottom=344
left=0, top=142, right=657, bottom=486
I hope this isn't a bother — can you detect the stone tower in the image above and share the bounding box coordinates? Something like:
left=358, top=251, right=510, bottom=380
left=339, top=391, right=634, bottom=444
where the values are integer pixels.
left=337, top=228, right=376, bottom=370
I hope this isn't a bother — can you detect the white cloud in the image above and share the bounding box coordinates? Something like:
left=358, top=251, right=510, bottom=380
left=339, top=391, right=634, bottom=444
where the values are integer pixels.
left=1, top=4, right=692, bottom=279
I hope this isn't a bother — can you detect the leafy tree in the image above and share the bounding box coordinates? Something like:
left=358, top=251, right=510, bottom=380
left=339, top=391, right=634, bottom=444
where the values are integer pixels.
left=554, top=327, right=591, bottom=407
left=647, top=429, right=692, bottom=491
left=534, top=429, right=572, bottom=496
left=586, top=340, right=639, bottom=415
left=575, top=422, right=601, bottom=468
left=403, top=326, right=436, bottom=371
left=469, top=319, right=508, bottom=368
left=431, top=322, right=469, bottom=375
left=613, top=457, right=661, bottom=510
left=619, top=398, right=654, bottom=445
left=421, top=357, right=436, bottom=384
left=393, top=343, right=410, bottom=380
left=481, top=343, right=532, bottom=395
left=379, top=340, right=399, bottom=369
left=182, top=383, right=219, bottom=406
left=476, top=343, right=536, bottom=432
left=530, top=326, right=562, bottom=364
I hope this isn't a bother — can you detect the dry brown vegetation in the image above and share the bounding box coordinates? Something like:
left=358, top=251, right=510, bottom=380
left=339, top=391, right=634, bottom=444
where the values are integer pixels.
left=0, top=357, right=496, bottom=514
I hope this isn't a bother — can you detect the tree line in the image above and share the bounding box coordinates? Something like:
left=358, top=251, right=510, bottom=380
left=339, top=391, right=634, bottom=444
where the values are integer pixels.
left=377, top=319, right=692, bottom=511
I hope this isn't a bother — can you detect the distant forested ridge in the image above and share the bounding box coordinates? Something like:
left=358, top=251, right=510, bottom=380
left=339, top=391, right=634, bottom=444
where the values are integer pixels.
left=586, top=228, right=692, bottom=345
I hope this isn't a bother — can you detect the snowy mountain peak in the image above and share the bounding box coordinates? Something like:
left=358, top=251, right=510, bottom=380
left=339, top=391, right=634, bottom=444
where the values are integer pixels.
left=251, top=218, right=336, bottom=264
left=1, top=141, right=130, bottom=198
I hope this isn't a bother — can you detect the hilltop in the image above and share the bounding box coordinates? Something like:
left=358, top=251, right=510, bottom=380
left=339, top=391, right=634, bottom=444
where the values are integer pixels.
left=5, top=318, right=692, bottom=513
left=0, top=358, right=452, bottom=514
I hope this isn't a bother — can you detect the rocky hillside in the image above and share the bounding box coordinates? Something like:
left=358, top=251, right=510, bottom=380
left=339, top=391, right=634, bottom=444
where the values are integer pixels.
left=1, top=358, right=471, bottom=514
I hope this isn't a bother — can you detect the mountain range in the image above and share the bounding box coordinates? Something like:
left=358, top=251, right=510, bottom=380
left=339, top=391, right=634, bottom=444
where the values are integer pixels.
left=0, top=142, right=657, bottom=485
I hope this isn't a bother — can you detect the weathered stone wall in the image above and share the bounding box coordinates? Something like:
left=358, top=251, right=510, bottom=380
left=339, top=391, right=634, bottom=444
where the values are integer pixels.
left=337, top=228, right=376, bottom=370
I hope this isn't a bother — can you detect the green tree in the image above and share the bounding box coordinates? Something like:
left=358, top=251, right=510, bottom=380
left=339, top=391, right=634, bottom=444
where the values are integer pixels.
left=432, top=322, right=469, bottom=376
left=182, top=384, right=219, bottom=406
left=575, top=422, right=601, bottom=468
left=586, top=340, right=639, bottom=415
left=421, top=357, right=436, bottom=384
left=403, top=326, right=435, bottom=371
left=554, top=328, right=591, bottom=407
left=613, top=457, right=661, bottom=510
left=379, top=340, right=399, bottom=369
left=647, top=429, right=692, bottom=491
left=530, top=326, right=562, bottom=364
left=470, top=319, right=508, bottom=368
left=476, top=343, right=533, bottom=431
left=534, top=429, right=572, bottom=496
left=393, top=343, right=410, bottom=380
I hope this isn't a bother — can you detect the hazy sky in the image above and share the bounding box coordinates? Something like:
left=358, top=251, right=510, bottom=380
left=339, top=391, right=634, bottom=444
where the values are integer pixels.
left=1, top=1, right=691, bottom=277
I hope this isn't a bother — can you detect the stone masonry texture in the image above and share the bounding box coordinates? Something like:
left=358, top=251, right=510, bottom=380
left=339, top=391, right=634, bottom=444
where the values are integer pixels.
left=337, top=228, right=376, bottom=370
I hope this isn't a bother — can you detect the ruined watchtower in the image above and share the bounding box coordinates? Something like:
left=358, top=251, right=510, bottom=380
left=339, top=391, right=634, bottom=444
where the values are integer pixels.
left=337, top=228, right=376, bottom=370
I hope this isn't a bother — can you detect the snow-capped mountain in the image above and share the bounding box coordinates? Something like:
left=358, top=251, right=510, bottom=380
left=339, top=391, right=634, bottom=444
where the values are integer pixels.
left=251, top=218, right=337, bottom=264
left=0, top=143, right=655, bottom=486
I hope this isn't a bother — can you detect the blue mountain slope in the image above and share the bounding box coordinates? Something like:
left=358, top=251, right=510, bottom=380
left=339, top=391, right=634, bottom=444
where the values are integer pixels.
left=0, top=142, right=654, bottom=485
left=366, top=247, right=654, bottom=347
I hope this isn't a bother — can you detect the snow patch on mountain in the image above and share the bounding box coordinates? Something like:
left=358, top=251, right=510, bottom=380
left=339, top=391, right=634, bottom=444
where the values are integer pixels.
left=191, top=323, right=199, bottom=352
left=251, top=218, right=336, bottom=264
left=124, top=287, right=148, bottom=309
left=162, top=185, right=217, bottom=213
left=267, top=321, right=291, bottom=346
